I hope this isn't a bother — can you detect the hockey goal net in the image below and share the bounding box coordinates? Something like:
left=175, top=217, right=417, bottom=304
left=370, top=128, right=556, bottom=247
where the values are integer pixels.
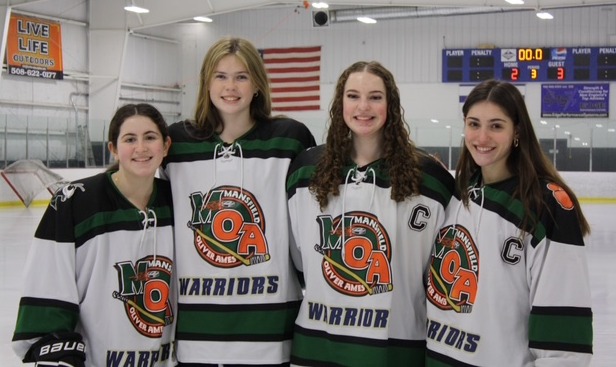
left=1, top=160, right=69, bottom=207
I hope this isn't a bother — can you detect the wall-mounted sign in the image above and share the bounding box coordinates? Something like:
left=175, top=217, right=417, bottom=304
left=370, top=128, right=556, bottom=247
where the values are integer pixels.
left=541, top=83, right=609, bottom=118
left=6, top=14, right=63, bottom=80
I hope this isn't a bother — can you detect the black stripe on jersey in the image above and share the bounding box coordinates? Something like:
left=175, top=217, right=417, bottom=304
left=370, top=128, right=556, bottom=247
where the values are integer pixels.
left=530, top=341, right=593, bottom=354
left=35, top=174, right=174, bottom=247
left=531, top=305, right=593, bottom=317
left=294, top=324, right=424, bottom=349
left=426, top=349, right=479, bottom=367
left=176, top=332, right=291, bottom=342
left=529, top=305, right=593, bottom=354
left=178, top=300, right=301, bottom=312
left=475, top=182, right=547, bottom=248
left=17, top=296, right=79, bottom=311
left=167, top=137, right=307, bottom=162
left=13, top=297, right=80, bottom=341
left=176, top=300, right=300, bottom=342
left=290, top=356, right=346, bottom=367
left=477, top=178, right=585, bottom=248
left=286, top=163, right=315, bottom=198
left=73, top=205, right=173, bottom=247
left=287, top=146, right=455, bottom=207
left=165, top=118, right=315, bottom=165
left=286, top=145, right=323, bottom=199
left=417, top=154, right=455, bottom=208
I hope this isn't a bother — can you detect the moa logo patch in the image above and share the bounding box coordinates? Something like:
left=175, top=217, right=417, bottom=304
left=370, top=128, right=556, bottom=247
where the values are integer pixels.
left=427, top=225, right=479, bottom=313
left=113, top=255, right=174, bottom=337
left=188, top=186, right=270, bottom=268
left=315, top=211, right=393, bottom=297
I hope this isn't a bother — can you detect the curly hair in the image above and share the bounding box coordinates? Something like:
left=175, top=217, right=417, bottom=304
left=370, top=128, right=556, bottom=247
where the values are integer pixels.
left=310, top=61, right=423, bottom=210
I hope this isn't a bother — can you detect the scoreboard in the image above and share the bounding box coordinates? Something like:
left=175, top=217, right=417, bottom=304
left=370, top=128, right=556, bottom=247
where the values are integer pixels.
left=442, top=47, right=616, bottom=83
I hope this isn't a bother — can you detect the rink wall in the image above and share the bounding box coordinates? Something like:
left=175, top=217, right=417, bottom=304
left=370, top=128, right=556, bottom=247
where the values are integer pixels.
left=0, top=168, right=615, bottom=208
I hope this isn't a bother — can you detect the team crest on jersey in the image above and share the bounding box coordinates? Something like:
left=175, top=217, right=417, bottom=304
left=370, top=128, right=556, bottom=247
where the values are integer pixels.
left=113, top=255, right=174, bottom=337
left=188, top=185, right=270, bottom=268
left=427, top=225, right=479, bottom=313
left=315, top=211, right=393, bottom=296
left=49, top=183, right=85, bottom=210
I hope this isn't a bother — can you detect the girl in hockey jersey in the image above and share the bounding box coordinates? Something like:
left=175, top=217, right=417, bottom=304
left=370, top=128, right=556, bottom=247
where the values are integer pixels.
left=286, top=61, right=454, bottom=366
left=161, top=37, right=315, bottom=366
left=425, top=79, right=593, bottom=366
left=12, top=103, right=176, bottom=367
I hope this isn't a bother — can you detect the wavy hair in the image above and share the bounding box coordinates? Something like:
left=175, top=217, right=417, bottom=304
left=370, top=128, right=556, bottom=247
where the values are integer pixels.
left=457, top=79, right=590, bottom=235
left=310, top=61, right=423, bottom=210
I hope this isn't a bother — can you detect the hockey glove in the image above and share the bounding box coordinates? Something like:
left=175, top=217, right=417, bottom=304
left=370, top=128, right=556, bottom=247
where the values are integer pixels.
left=24, top=332, right=86, bottom=367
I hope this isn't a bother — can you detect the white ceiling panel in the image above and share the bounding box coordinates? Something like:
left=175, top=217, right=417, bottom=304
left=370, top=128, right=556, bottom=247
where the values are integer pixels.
left=9, top=0, right=616, bottom=30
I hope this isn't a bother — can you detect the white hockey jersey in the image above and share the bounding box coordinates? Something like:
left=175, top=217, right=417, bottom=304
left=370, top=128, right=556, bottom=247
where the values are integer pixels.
left=287, top=145, right=454, bottom=367
left=425, top=175, right=593, bottom=366
left=162, top=118, right=315, bottom=365
left=12, top=172, right=176, bottom=367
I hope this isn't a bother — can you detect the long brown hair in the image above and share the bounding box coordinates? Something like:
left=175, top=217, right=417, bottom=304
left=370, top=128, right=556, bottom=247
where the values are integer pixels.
left=457, top=79, right=590, bottom=235
left=310, top=61, right=423, bottom=210
left=193, top=37, right=272, bottom=137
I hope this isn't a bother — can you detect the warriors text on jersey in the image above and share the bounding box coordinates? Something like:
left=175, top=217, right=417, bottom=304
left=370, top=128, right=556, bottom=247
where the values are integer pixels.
left=161, top=118, right=316, bottom=364
left=12, top=172, right=176, bottom=367
left=426, top=175, right=593, bottom=366
left=286, top=145, right=454, bottom=367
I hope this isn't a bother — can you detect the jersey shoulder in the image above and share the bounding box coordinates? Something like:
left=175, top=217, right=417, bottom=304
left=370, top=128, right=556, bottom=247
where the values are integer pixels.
left=417, top=151, right=455, bottom=207
left=286, top=144, right=325, bottom=198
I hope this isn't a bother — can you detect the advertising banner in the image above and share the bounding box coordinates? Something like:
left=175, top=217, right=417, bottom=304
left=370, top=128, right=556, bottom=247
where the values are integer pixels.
left=541, top=83, right=609, bottom=118
left=6, top=14, right=63, bottom=80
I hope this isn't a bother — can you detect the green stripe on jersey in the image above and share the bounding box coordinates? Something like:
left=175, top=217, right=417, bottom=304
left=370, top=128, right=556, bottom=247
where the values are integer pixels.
left=176, top=302, right=299, bottom=341
left=422, top=172, right=453, bottom=204
left=74, top=206, right=172, bottom=239
left=483, top=185, right=546, bottom=241
left=286, top=164, right=316, bottom=192
left=171, top=137, right=305, bottom=156
left=14, top=302, right=79, bottom=337
left=529, top=309, right=593, bottom=351
left=425, top=351, right=477, bottom=367
left=291, top=330, right=425, bottom=366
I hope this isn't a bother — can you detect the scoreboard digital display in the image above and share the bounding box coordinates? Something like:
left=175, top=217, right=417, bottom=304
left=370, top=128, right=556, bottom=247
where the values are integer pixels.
left=442, top=47, right=616, bottom=83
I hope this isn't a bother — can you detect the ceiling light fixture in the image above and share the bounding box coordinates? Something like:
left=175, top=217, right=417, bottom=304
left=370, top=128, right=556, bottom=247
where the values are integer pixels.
left=194, top=16, right=213, bottom=22
left=505, top=0, right=524, bottom=4
left=124, top=1, right=149, bottom=14
left=536, top=10, right=553, bottom=19
left=312, top=2, right=329, bottom=9
left=357, top=16, right=377, bottom=24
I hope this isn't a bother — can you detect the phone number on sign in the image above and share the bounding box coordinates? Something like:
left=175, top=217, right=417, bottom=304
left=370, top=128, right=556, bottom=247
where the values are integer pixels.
left=9, top=66, right=60, bottom=79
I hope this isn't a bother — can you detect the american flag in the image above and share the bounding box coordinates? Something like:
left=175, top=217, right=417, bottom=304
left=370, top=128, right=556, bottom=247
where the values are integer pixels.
left=260, top=46, right=321, bottom=112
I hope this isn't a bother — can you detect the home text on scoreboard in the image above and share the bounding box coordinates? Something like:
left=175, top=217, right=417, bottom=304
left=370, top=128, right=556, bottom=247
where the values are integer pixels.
left=442, top=47, right=616, bottom=83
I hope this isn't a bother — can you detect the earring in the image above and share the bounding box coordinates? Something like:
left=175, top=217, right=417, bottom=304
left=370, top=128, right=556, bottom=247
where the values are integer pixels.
left=514, top=138, right=519, bottom=147
left=254, top=91, right=259, bottom=98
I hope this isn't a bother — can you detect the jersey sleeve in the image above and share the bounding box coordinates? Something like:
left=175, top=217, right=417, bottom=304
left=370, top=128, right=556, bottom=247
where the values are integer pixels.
left=12, top=186, right=81, bottom=360
left=527, top=182, right=593, bottom=366
left=286, top=146, right=323, bottom=274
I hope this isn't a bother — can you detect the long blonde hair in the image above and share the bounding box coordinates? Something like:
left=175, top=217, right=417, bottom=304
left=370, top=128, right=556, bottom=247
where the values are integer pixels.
left=193, top=37, right=272, bottom=137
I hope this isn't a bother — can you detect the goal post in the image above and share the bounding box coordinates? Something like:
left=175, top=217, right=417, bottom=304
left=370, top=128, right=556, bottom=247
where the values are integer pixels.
left=1, top=160, right=69, bottom=207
